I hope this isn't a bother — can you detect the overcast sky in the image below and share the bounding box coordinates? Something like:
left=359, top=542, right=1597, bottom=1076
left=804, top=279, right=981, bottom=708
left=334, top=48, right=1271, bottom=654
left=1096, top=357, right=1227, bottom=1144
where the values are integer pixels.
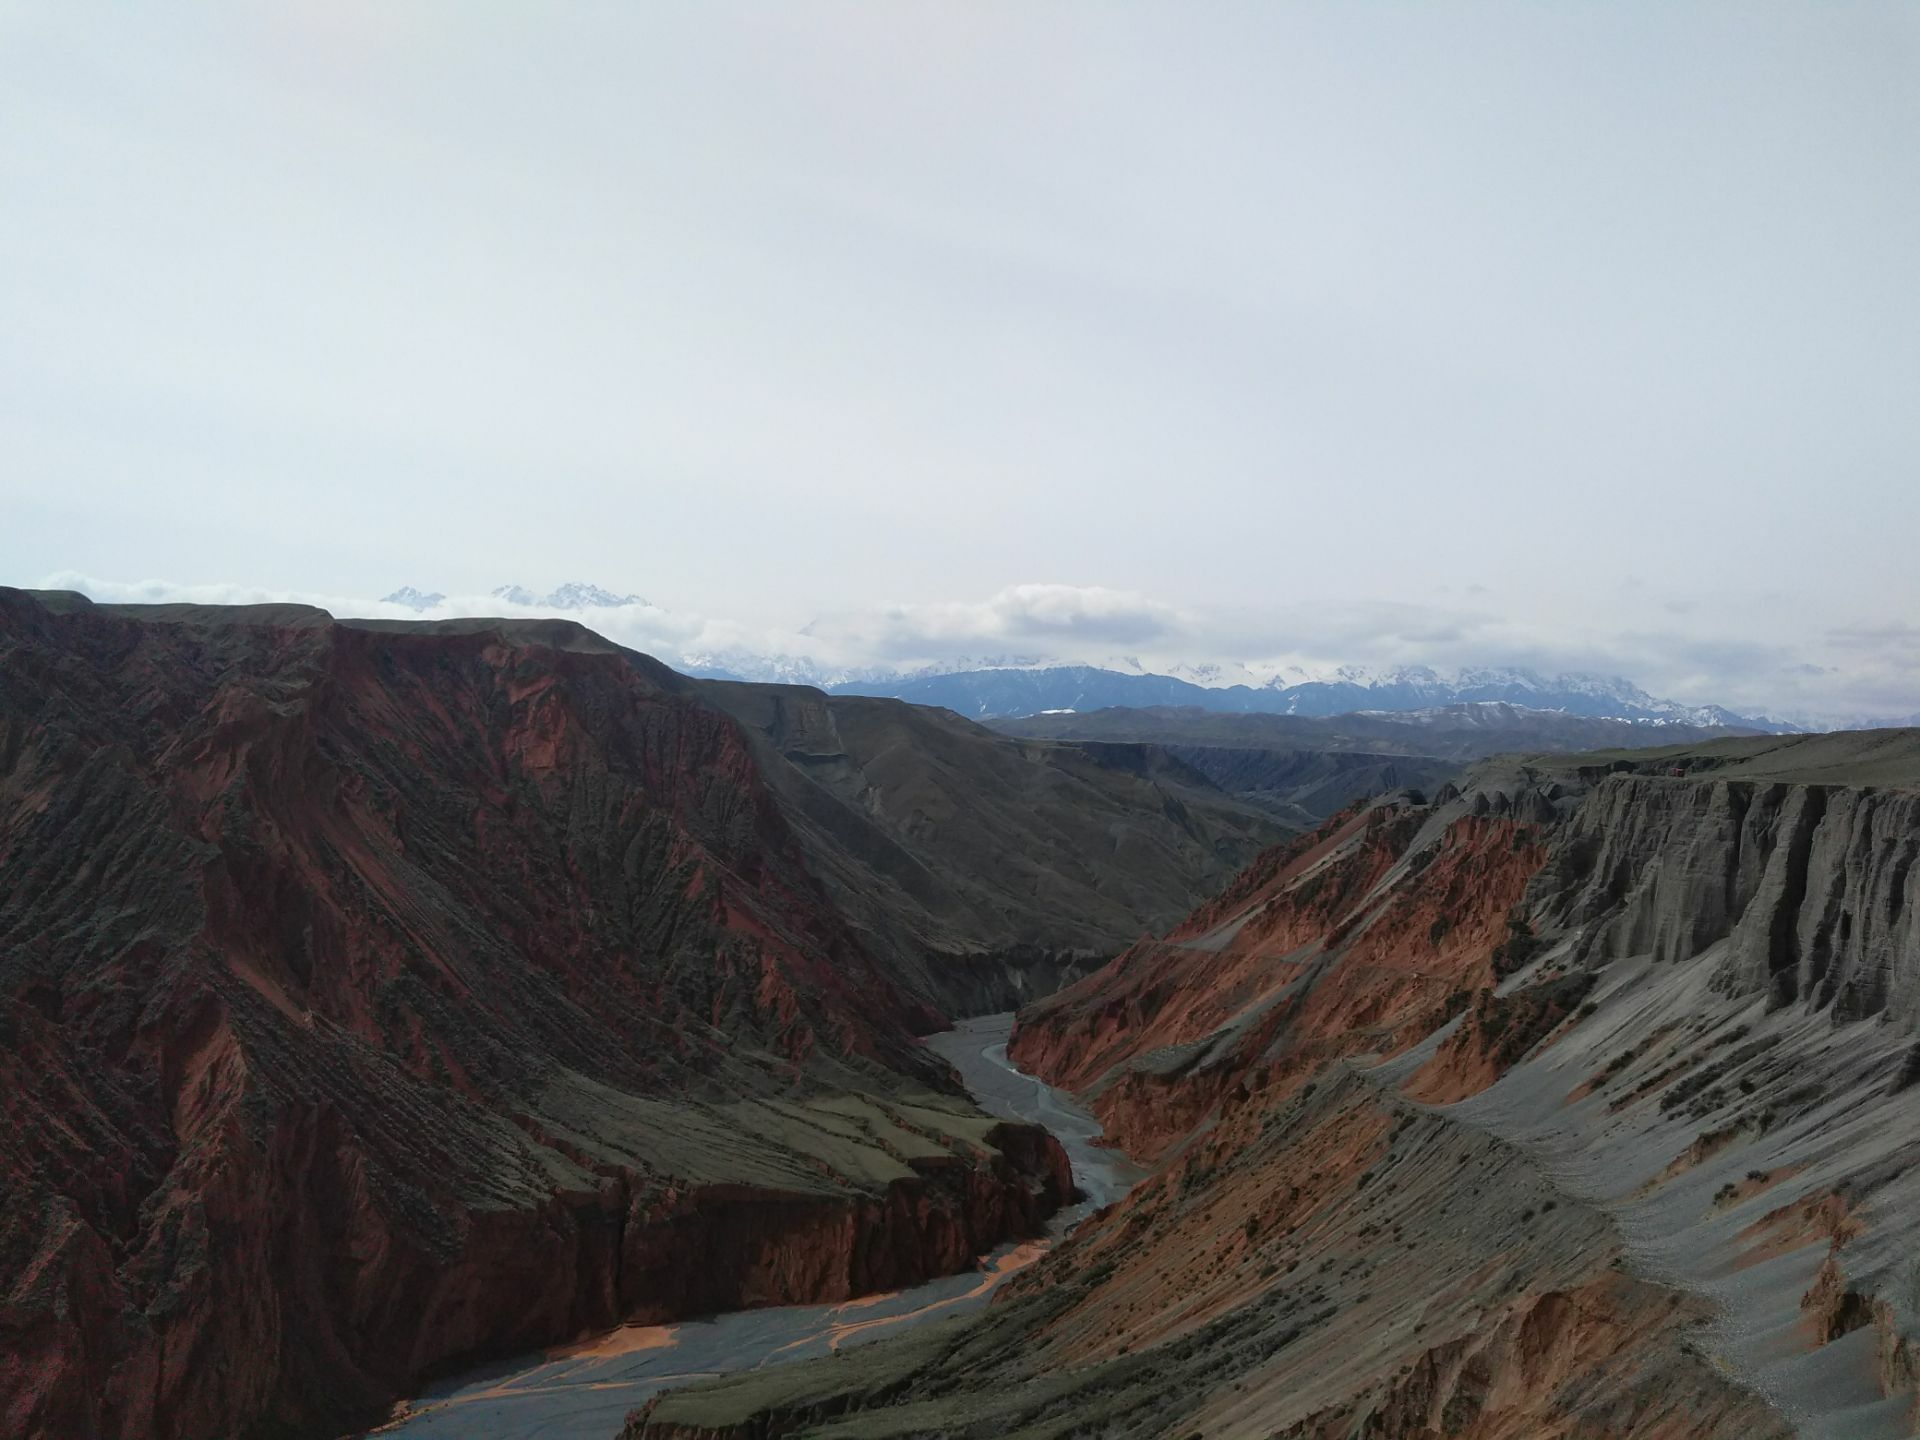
left=4, top=3, right=1917, bottom=721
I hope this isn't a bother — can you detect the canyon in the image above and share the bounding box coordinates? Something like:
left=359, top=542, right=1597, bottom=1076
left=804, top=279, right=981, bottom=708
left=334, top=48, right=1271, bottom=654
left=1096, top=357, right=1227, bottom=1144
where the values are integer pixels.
left=12, top=10, right=1904, bottom=1439
left=623, top=729, right=1920, bottom=1439
left=0, top=589, right=1269, bottom=1440
left=8, top=582, right=1919, bottom=1440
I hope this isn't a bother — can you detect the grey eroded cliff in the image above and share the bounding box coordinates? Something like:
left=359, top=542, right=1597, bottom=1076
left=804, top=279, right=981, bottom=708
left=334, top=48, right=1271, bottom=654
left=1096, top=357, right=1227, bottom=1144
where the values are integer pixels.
left=1494, top=729, right=1920, bottom=1031
left=1531, top=777, right=1920, bottom=1024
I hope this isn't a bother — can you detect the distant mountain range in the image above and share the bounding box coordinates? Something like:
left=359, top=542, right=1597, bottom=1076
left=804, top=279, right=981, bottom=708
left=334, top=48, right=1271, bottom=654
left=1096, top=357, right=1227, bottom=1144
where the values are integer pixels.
left=379, top=585, right=446, bottom=609
left=376, top=582, right=1798, bottom=733
left=381, top=581, right=646, bottom=611
left=826, top=664, right=1799, bottom=734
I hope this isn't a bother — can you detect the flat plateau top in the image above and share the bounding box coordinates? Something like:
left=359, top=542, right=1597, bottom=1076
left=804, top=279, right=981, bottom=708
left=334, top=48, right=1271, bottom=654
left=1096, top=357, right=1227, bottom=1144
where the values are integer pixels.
left=1519, top=726, right=1920, bottom=789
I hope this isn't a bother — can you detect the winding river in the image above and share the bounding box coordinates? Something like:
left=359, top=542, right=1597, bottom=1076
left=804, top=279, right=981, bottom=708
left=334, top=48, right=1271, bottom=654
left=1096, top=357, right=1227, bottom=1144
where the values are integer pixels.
left=365, top=1013, right=1141, bottom=1439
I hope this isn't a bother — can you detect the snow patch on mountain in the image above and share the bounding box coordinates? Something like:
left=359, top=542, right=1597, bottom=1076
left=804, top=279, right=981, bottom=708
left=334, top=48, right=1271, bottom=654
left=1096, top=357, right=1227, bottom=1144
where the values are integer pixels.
left=681, top=649, right=1056, bottom=687
left=381, top=586, right=445, bottom=610
left=488, top=581, right=646, bottom=609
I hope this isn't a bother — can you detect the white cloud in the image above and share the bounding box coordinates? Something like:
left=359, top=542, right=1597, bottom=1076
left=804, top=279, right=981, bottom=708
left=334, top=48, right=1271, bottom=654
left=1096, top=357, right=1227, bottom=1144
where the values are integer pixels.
left=838, top=584, right=1187, bottom=661
left=30, top=570, right=1920, bottom=727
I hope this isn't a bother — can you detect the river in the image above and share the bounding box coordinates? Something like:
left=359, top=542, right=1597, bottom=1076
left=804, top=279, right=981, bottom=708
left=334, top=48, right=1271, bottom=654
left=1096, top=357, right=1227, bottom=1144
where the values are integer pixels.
left=363, top=1012, right=1141, bottom=1439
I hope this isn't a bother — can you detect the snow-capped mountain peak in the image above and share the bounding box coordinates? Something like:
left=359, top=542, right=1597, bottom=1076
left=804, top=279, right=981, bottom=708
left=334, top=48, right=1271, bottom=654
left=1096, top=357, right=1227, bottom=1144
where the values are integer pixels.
left=544, top=581, right=647, bottom=609
left=818, top=660, right=1799, bottom=733
left=381, top=586, right=445, bottom=610
left=488, top=582, right=647, bottom=610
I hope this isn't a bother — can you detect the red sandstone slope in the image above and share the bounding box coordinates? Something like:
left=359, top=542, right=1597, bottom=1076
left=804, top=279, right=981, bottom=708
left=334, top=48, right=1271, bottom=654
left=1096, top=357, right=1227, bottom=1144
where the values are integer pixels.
left=1010, top=795, right=1550, bottom=1158
left=0, top=590, right=1067, bottom=1440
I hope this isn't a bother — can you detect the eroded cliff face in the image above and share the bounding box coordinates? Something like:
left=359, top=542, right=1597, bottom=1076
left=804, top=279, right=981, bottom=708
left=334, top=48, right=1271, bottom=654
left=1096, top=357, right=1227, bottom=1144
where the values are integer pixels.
left=624, top=733, right=1920, bottom=1439
left=1534, top=775, right=1920, bottom=1023
left=0, top=591, right=1069, bottom=1440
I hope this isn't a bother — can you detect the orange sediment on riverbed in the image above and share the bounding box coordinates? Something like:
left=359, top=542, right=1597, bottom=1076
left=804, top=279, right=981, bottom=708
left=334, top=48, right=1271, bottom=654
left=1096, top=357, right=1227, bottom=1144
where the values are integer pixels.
left=829, top=1288, right=904, bottom=1313
left=825, top=1241, right=1052, bottom=1350
left=760, top=1240, right=1054, bottom=1359
left=551, top=1323, right=679, bottom=1361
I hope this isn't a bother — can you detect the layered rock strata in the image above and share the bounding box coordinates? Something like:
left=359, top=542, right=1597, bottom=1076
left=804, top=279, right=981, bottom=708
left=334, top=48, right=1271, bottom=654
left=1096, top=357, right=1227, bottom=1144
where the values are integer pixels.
left=0, top=590, right=1071, bottom=1440
left=626, top=731, right=1920, bottom=1438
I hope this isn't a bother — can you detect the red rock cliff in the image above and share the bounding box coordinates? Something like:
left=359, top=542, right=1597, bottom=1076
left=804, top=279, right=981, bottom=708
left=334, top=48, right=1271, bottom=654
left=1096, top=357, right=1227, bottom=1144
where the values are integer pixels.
left=1010, top=796, right=1549, bottom=1158
left=0, top=591, right=1066, bottom=1440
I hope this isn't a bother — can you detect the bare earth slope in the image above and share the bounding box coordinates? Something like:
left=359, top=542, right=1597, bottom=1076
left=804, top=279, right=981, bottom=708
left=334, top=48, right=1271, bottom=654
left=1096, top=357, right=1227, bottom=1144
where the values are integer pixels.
left=696, top=684, right=1284, bottom=1012
left=625, top=732, right=1920, bottom=1439
left=1157, top=742, right=1460, bottom=827
left=0, top=589, right=1081, bottom=1440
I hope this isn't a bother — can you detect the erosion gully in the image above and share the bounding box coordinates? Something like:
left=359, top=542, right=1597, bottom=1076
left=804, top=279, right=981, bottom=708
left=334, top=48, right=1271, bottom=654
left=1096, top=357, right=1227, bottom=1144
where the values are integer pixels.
left=361, top=1012, right=1141, bottom=1440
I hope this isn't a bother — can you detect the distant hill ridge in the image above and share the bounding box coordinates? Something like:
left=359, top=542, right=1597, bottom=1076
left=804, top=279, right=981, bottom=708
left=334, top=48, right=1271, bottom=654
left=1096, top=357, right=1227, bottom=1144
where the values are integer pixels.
left=990, top=702, right=1768, bottom=763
